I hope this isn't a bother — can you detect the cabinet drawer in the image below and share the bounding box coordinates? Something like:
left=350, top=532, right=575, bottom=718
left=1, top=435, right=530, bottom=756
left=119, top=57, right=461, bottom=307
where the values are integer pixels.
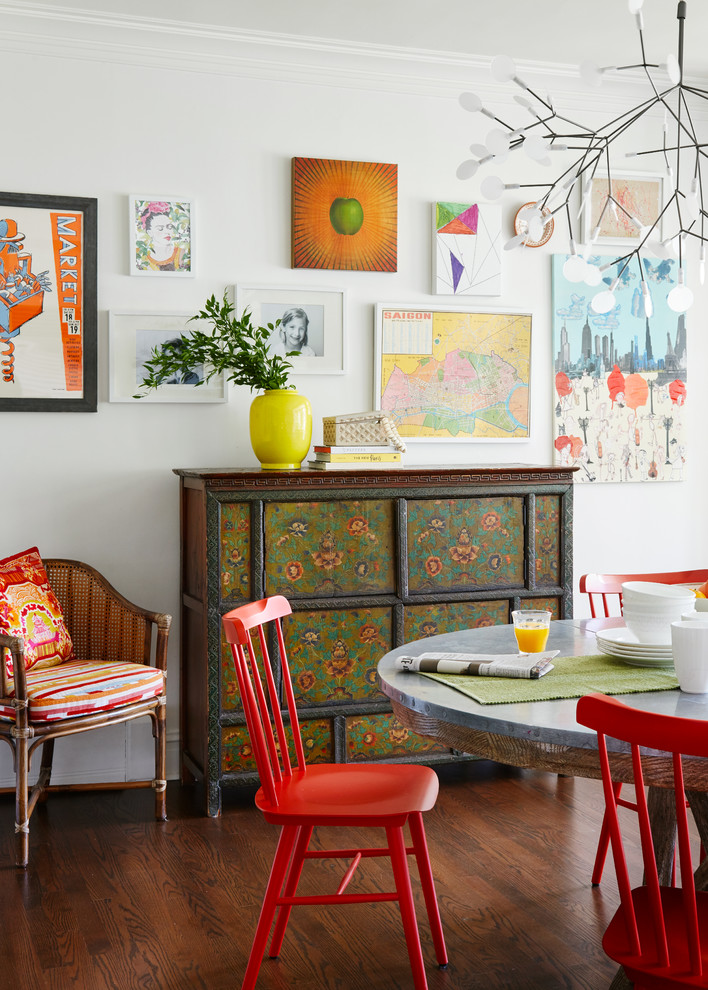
left=407, top=496, right=524, bottom=593
left=264, top=500, right=396, bottom=597
left=219, top=502, right=252, bottom=602
left=534, top=494, right=561, bottom=586
left=221, top=717, right=333, bottom=774
left=404, top=600, right=509, bottom=642
left=346, top=713, right=448, bottom=761
left=286, top=606, right=393, bottom=707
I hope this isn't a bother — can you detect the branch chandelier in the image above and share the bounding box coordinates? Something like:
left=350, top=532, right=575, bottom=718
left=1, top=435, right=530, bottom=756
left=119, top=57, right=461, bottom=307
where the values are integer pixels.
left=457, top=0, right=703, bottom=315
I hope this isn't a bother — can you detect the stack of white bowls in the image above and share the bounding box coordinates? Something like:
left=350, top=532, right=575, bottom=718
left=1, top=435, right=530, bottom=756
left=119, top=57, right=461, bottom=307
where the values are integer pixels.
left=622, top=581, right=696, bottom=644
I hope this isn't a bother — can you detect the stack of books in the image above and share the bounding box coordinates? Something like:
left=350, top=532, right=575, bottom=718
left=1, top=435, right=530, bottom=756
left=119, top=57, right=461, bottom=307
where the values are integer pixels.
left=307, top=443, right=403, bottom=470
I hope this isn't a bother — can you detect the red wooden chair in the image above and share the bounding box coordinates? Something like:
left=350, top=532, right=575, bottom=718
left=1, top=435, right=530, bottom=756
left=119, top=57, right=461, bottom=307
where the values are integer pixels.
left=579, top=570, right=708, bottom=619
left=577, top=693, right=708, bottom=987
left=222, top=595, right=448, bottom=990
left=580, top=569, right=708, bottom=885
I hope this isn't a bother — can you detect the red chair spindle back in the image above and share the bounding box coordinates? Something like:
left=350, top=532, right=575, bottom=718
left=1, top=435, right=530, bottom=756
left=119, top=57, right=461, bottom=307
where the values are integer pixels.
left=577, top=694, right=707, bottom=978
left=223, top=596, right=305, bottom=808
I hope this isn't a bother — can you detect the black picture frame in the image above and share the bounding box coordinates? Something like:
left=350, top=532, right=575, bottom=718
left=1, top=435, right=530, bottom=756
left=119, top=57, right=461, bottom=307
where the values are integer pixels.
left=0, top=190, right=97, bottom=412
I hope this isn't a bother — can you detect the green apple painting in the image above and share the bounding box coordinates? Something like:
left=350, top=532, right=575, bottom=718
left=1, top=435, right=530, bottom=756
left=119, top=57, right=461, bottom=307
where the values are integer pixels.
left=292, top=157, right=397, bottom=271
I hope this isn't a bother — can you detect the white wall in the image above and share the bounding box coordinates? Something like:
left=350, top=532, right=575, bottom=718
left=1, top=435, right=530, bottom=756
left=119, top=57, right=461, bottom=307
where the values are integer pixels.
left=2, top=6, right=706, bottom=784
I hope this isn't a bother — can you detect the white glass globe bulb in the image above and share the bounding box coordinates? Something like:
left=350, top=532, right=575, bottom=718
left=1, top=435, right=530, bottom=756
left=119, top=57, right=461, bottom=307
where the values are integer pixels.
left=591, top=289, right=616, bottom=314
left=459, top=92, right=483, bottom=112
left=480, top=175, right=506, bottom=200
left=456, top=160, right=479, bottom=180
left=563, top=255, right=587, bottom=282
left=628, top=0, right=644, bottom=12
left=667, top=283, right=693, bottom=313
left=641, top=281, right=654, bottom=318
left=527, top=216, right=545, bottom=241
left=666, top=53, right=681, bottom=85
left=486, top=129, right=511, bottom=156
left=504, top=233, right=526, bottom=251
left=491, top=55, right=516, bottom=83
left=579, top=61, right=603, bottom=87
left=524, top=135, right=548, bottom=161
left=584, top=264, right=603, bottom=287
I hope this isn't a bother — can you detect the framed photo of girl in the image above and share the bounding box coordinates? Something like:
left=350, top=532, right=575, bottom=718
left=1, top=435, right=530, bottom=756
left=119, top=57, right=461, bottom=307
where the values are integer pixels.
left=129, top=195, right=194, bottom=277
left=235, top=284, right=346, bottom=375
left=0, top=190, right=97, bottom=412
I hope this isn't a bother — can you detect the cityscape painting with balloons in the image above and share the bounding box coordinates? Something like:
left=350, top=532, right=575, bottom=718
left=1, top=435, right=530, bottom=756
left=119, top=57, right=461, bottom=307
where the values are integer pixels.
left=551, top=253, right=687, bottom=484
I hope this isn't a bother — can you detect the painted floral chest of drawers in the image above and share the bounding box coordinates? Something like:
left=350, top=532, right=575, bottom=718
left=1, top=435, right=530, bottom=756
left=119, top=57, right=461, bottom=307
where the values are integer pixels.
left=174, top=465, right=575, bottom=816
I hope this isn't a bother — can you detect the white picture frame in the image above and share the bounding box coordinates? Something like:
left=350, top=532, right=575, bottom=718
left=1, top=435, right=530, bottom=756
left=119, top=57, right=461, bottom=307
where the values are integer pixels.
left=374, top=303, right=532, bottom=442
left=108, top=311, right=227, bottom=403
left=235, top=284, right=346, bottom=375
left=128, top=195, right=194, bottom=277
left=580, top=171, right=665, bottom=246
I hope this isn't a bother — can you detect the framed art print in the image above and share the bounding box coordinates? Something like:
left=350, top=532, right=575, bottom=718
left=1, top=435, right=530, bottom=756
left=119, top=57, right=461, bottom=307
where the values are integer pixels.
left=236, top=284, right=346, bottom=375
left=581, top=172, right=664, bottom=245
left=0, top=190, right=97, bottom=412
left=129, top=195, right=194, bottom=276
left=374, top=304, right=531, bottom=441
left=291, top=157, right=397, bottom=271
left=108, top=311, right=227, bottom=402
left=433, top=201, right=502, bottom=295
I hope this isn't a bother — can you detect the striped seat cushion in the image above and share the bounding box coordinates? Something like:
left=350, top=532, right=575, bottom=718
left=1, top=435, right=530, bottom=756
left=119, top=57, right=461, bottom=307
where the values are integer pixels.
left=0, top=660, right=165, bottom=723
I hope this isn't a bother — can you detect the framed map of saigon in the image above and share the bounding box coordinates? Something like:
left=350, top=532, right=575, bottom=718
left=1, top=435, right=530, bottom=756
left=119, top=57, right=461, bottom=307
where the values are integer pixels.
left=374, top=305, right=531, bottom=441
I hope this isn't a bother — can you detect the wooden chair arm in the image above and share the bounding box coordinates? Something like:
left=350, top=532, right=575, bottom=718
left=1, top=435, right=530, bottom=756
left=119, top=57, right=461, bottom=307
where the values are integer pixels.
left=0, top=631, right=28, bottom=702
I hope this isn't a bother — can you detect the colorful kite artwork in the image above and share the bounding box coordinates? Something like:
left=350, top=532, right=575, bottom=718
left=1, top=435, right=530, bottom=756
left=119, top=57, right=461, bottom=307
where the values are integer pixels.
left=433, top=201, right=502, bottom=296
left=551, top=253, right=687, bottom=484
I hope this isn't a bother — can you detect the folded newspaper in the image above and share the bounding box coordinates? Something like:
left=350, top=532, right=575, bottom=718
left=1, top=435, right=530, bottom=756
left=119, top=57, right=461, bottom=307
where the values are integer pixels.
left=395, top=650, right=559, bottom=679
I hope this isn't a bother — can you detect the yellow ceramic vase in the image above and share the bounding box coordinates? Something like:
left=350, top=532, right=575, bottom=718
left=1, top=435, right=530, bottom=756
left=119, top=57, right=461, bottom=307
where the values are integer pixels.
left=249, top=389, right=312, bottom=470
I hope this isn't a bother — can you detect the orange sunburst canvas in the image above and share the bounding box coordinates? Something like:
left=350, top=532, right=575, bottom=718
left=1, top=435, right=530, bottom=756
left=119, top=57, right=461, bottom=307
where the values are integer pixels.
left=292, top=157, right=398, bottom=271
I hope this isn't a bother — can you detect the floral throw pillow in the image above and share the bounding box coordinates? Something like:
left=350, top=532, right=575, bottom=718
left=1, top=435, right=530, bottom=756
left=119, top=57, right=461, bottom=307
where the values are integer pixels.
left=0, top=547, right=74, bottom=679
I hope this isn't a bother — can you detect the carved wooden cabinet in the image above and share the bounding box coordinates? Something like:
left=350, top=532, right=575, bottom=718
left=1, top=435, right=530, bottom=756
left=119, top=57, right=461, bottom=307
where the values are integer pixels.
left=174, top=465, right=575, bottom=815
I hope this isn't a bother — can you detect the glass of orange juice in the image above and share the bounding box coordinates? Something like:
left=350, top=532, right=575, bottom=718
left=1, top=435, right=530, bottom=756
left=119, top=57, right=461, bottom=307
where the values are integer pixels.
left=511, top=610, right=552, bottom=653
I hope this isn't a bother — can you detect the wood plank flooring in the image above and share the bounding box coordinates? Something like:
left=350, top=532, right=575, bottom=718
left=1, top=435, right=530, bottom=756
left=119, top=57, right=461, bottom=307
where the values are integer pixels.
left=1, top=761, right=633, bottom=990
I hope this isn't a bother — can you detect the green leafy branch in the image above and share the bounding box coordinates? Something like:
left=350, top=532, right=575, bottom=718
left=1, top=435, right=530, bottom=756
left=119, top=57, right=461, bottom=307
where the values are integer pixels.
left=135, top=292, right=295, bottom=397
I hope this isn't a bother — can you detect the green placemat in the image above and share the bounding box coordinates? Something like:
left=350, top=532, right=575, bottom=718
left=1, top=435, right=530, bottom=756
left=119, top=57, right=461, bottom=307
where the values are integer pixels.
left=422, top=653, right=678, bottom=704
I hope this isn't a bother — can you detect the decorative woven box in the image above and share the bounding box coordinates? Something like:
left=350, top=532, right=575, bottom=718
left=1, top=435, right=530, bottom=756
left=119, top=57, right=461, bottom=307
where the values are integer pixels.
left=322, top=412, right=406, bottom=451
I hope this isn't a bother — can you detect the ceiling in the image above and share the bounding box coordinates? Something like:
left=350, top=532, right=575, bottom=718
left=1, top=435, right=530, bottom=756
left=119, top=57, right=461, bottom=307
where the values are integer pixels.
left=49, top=0, right=708, bottom=78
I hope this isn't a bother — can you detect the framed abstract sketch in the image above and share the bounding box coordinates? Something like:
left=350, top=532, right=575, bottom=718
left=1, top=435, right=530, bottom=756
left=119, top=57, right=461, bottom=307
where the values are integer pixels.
left=236, top=284, right=346, bottom=375
left=0, top=190, right=97, bottom=412
left=581, top=172, right=664, bottom=245
left=551, top=253, right=687, bottom=483
left=433, top=201, right=502, bottom=295
left=291, top=157, right=397, bottom=271
left=108, top=311, right=227, bottom=402
left=374, top=304, right=531, bottom=441
left=129, top=195, right=194, bottom=276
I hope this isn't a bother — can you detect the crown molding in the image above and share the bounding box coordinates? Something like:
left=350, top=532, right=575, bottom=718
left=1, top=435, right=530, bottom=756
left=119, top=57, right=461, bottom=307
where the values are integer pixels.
left=1, top=1, right=707, bottom=114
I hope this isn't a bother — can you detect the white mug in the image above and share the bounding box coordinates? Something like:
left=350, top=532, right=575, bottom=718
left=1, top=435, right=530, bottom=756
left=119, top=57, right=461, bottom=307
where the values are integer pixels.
left=671, top=620, right=708, bottom=693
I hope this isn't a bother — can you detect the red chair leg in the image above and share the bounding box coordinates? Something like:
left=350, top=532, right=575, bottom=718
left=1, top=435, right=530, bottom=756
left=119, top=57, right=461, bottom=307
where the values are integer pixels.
left=268, top=825, right=313, bottom=958
left=387, top=824, right=428, bottom=990
left=591, top=781, right=623, bottom=885
left=408, top=812, right=448, bottom=967
left=242, top=825, right=298, bottom=990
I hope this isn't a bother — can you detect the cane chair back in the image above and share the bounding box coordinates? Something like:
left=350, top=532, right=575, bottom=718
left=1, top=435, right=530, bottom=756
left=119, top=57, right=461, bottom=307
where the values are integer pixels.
left=223, top=595, right=448, bottom=990
left=0, top=558, right=171, bottom=867
left=577, top=693, right=708, bottom=986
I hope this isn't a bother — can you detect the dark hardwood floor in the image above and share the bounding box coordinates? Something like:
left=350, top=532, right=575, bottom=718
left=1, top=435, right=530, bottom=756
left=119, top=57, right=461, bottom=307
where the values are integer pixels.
left=1, top=761, right=634, bottom=990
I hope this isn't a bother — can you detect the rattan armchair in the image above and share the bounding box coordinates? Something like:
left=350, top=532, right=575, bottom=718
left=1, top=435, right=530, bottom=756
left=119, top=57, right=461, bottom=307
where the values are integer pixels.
left=0, top=558, right=171, bottom=868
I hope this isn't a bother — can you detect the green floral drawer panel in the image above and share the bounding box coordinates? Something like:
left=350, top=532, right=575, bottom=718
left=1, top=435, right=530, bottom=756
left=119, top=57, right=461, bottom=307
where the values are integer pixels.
left=220, top=503, right=251, bottom=601
left=221, top=625, right=241, bottom=712
left=535, top=495, right=561, bottom=586
left=519, top=597, right=560, bottom=618
left=221, top=718, right=333, bottom=774
left=287, top=607, right=393, bottom=707
left=404, top=600, right=509, bottom=641
left=264, top=500, right=395, bottom=598
left=407, top=497, right=524, bottom=593
left=346, top=713, right=447, bottom=762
